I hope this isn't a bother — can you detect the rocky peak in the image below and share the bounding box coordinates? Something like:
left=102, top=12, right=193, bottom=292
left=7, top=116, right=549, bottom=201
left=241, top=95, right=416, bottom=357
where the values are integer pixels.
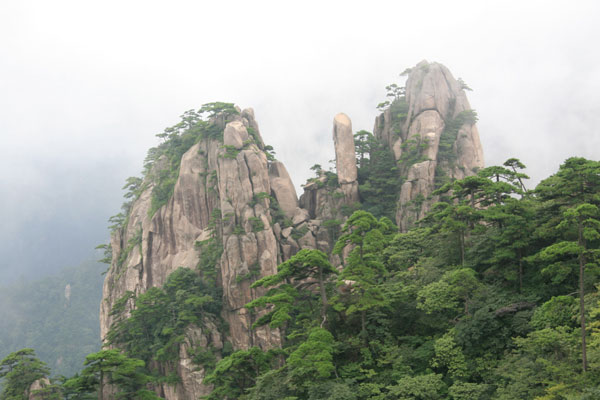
left=374, top=60, right=484, bottom=231
left=101, top=107, right=282, bottom=399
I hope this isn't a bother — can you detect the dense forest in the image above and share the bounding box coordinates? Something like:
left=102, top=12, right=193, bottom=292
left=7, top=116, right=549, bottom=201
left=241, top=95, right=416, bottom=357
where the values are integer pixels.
left=2, top=100, right=600, bottom=399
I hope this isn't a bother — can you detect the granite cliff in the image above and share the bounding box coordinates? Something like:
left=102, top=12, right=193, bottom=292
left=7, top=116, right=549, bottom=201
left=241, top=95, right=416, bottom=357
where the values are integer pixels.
left=374, top=61, right=484, bottom=230
left=100, top=61, right=484, bottom=398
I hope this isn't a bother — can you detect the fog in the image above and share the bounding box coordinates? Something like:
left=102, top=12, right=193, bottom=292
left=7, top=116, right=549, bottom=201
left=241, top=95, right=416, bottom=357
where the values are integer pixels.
left=1, top=0, right=599, bottom=281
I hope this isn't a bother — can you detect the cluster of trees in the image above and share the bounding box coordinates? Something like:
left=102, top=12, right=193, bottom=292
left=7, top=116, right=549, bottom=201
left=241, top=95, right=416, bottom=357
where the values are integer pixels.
left=200, top=156, right=600, bottom=399
left=354, top=130, right=401, bottom=221
left=0, top=348, right=161, bottom=399
left=3, top=157, right=600, bottom=399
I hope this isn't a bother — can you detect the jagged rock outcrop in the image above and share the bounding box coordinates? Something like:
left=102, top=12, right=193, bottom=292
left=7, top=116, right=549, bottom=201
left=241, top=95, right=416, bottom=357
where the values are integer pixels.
left=101, top=108, right=281, bottom=399
left=374, top=60, right=484, bottom=230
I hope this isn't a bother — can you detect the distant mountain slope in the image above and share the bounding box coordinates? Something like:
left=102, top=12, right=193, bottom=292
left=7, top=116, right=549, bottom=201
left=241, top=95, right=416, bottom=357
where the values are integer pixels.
left=0, top=260, right=104, bottom=378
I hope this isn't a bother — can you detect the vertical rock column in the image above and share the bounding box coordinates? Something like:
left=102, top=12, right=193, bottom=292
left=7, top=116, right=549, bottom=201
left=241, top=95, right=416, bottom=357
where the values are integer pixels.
left=333, top=113, right=359, bottom=203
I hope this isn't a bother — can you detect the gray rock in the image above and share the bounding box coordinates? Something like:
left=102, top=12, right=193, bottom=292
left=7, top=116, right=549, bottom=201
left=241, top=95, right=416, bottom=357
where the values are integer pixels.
left=273, top=222, right=282, bottom=239
left=333, top=113, right=358, bottom=184
left=223, top=121, right=249, bottom=149
left=292, top=208, right=310, bottom=226
left=269, top=161, right=299, bottom=218
left=281, top=226, right=293, bottom=239
left=373, top=61, right=485, bottom=231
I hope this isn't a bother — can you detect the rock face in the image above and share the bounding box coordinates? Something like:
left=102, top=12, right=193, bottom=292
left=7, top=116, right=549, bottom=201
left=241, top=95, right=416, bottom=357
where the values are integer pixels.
left=269, top=161, right=299, bottom=218
left=374, top=60, right=484, bottom=230
left=101, top=109, right=281, bottom=399
left=333, top=113, right=359, bottom=202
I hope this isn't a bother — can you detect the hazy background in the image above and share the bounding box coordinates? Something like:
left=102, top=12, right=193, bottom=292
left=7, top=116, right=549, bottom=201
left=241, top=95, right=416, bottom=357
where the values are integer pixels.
left=1, top=0, right=599, bottom=282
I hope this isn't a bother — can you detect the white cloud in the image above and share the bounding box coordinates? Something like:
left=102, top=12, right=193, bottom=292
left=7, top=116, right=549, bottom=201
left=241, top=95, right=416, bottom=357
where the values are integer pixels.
left=1, top=0, right=599, bottom=277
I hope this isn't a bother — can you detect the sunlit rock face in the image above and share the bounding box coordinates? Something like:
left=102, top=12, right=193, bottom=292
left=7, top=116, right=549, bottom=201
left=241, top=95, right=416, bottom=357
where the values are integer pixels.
left=374, top=60, right=484, bottom=231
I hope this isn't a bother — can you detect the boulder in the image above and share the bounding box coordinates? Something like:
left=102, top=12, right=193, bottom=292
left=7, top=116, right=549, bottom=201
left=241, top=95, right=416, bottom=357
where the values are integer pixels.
left=269, top=161, right=299, bottom=218
left=223, top=121, right=249, bottom=149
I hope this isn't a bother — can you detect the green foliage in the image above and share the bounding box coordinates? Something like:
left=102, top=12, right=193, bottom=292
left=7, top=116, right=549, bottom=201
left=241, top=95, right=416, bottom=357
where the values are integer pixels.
left=202, top=347, right=275, bottom=400
left=63, top=349, right=161, bottom=400
left=263, top=145, right=276, bottom=161
left=190, top=346, right=217, bottom=372
left=448, top=382, right=489, bottom=400
left=115, top=227, right=142, bottom=270
left=94, top=243, right=112, bottom=266
left=106, top=268, right=221, bottom=368
left=268, top=197, right=292, bottom=229
left=246, top=126, right=260, bottom=144
left=323, top=218, right=342, bottom=243
left=290, top=224, right=309, bottom=241
left=123, top=176, right=144, bottom=200
left=145, top=104, right=238, bottom=217
left=195, top=236, right=223, bottom=286
left=531, top=296, right=578, bottom=329
left=430, top=331, right=467, bottom=379
left=418, top=268, right=481, bottom=316
left=457, top=77, right=473, bottom=91
left=249, top=192, right=273, bottom=208
left=386, top=373, right=446, bottom=400
left=210, top=157, right=600, bottom=399
left=435, top=109, right=479, bottom=188
left=0, top=348, right=49, bottom=400
left=248, top=216, right=265, bottom=232
left=198, top=102, right=239, bottom=119
left=355, top=131, right=401, bottom=220
left=493, top=326, right=581, bottom=399
left=221, top=144, right=239, bottom=159
left=247, top=249, right=336, bottom=338
left=398, top=135, right=429, bottom=173
left=235, top=263, right=261, bottom=283
left=333, top=211, right=393, bottom=337
left=376, top=82, right=408, bottom=126
left=287, top=328, right=336, bottom=385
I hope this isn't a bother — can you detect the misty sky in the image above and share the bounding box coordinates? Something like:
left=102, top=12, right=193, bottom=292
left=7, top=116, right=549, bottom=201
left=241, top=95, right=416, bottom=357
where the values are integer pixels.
left=1, top=0, right=599, bottom=281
